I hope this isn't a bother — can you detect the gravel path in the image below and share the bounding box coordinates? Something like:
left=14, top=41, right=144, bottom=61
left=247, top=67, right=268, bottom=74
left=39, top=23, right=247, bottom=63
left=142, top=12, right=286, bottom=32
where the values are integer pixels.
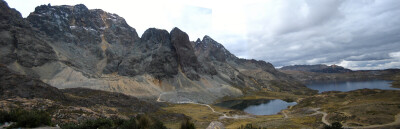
left=157, top=93, right=251, bottom=119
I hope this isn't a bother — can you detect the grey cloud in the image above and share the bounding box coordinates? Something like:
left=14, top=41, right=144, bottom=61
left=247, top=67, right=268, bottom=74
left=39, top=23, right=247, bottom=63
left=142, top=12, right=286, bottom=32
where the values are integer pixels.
left=346, top=52, right=392, bottom=61
left=276, top=0, right=344, bottom=35
left=224, top=0, right=400, bottom=70
left=5, top=0, right=399, bottom=70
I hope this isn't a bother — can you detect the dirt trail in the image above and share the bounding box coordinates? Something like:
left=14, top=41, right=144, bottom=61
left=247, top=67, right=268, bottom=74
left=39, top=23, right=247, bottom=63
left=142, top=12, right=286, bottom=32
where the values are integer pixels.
left=281, top=110, right=289, bottom=118
left=157, top=93, right=251, bottom=119
left=308, top=108, right=329, bottom=125
left=282, top=105, right=295, bottom=119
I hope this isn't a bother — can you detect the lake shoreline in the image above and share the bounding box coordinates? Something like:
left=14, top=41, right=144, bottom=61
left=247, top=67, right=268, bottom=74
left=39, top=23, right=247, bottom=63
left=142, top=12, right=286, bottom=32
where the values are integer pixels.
left=306, top=80, right=397, bottom=93
left=213, top=99, right=297, bottom=116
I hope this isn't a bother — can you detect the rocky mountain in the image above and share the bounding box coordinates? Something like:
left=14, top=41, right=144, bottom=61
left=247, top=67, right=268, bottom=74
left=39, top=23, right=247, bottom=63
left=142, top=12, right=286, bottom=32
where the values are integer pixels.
left=0, top=1, right=315, bottom=104
left=280, top=64, right=352, bottom=73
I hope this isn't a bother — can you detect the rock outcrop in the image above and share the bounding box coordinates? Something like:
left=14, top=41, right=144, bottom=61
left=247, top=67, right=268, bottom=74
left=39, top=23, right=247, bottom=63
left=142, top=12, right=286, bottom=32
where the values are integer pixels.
left=137, top=28, right=179, bottom=79
left=0, top=0, right=57, bottom=69
left=27, top=4, right=140, bottom=76
left=0, top=1, right=316, bottom=103
left=206, top=121, right=225, bottom=129
left=170, top=27, right=204, bottom=80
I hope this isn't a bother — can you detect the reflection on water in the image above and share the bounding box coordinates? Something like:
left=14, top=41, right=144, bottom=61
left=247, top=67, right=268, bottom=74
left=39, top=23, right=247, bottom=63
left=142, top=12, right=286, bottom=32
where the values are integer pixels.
left=214, top=99, right=296, bottom=115
left=306, top=80, right=397, bottom=93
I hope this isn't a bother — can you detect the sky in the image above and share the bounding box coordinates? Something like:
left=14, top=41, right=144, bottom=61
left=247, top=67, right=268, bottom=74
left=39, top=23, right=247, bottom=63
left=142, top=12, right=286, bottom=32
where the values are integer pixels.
left=5, top=0, right=400, bottom=70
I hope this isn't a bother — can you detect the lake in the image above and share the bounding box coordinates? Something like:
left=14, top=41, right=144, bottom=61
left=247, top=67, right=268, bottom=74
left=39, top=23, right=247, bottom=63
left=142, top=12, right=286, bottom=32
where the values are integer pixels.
left=214, top=99, right=297, bottom=115
left=213, top=80, right=397, bottom=115
left=306, top=80, right=397, bottom=93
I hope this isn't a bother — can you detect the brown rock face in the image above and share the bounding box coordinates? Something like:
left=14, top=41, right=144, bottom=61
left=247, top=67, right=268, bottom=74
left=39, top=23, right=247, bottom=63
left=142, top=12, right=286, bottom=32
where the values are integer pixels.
left=140, top=28, right=179, bottom=79
left=170, top=27, right=203, bottom=80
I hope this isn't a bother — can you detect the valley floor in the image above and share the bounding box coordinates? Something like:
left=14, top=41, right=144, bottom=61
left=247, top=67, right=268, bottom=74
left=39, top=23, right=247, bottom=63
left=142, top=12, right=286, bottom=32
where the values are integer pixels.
left=1, top=89, right=400, bottom=129
left=155, top=89, right=400, bottom=129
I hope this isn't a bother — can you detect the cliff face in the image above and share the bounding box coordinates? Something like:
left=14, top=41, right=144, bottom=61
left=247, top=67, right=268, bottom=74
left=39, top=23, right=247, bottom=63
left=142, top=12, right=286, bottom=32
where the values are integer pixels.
left=0, top=1, right=57, bottom=69
left=0, top=1, right=315, bottom=103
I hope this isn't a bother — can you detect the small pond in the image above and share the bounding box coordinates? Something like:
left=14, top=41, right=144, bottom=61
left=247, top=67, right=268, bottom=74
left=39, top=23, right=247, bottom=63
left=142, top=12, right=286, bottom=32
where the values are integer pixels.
left=214, top=99, right=297, bottom=115
left=306, top=80, right=397, bottom=93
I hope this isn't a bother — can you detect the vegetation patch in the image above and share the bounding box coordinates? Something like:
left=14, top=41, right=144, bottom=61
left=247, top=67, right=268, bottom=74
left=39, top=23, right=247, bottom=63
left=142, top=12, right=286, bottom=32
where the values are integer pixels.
left=0, top=109, right=52, bottom=128
left=292, top=89, right=400, bottom=126
left=61, top=114, right=167, bottom=129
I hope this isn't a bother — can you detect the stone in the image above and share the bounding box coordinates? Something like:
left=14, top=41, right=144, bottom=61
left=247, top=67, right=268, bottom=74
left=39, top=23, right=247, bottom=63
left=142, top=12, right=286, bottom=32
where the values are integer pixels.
left=206, top=121, right=225, bottom=129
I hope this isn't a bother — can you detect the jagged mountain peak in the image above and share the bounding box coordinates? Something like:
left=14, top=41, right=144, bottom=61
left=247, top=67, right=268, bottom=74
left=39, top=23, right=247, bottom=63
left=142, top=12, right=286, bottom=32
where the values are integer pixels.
left=0, top=0, right=28, bottom=27
left=34, top=4, right=88, bottom=14
left=193, top=35, right=235, bottom=62
left=0, top=0, right=57, bottom=68
left=0, top=0, right=22, bottom=18
left=202, top=35, right=214, bottom=42
left=170, top=27, right=183, bottom=33
left=28, top=3, right=139, bottom=42
left=202, top=35, right=226, bottom=49
left=195, top=38, right=201, bottom=43
left=141, top=28, right=170, bottom=42
left=72, top=4, right=89, bottom=12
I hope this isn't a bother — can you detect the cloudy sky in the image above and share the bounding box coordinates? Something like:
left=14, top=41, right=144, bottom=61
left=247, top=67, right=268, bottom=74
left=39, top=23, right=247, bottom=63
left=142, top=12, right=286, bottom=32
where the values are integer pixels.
left=5, top=0, right=400, bottom=70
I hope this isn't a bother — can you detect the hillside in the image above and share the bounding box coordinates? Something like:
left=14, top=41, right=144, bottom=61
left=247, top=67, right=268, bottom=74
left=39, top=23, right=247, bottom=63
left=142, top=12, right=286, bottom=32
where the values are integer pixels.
left=0, top=64, right=160, bottom=124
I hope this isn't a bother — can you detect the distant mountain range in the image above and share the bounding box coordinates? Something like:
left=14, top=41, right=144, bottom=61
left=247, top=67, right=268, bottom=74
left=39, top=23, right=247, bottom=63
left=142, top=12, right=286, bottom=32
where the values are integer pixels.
left=280, top=64, right=352, bottom=73
left=279, top=64, right=400, bottom=83
left=0, top=1, right=315, bottom=104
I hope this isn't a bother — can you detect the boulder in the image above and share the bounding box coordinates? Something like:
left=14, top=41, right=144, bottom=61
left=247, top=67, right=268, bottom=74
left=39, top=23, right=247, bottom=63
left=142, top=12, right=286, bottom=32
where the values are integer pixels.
left=206, top=121, right=225, bottom=129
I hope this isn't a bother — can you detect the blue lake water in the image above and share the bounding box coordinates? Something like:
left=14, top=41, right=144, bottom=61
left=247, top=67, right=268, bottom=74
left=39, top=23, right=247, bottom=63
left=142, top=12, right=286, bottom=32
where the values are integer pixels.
left=213, top=80, right=397, bottom=115
left=306, top=80, right=397, bottom=93
left=214, top=99, right=297, bottom=115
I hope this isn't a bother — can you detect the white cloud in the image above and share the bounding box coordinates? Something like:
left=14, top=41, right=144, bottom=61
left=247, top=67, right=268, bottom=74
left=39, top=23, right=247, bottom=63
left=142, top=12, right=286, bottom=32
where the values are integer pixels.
left=389, top=51, right=400, bottom=58
left=338, top=51, right=400, bottom=70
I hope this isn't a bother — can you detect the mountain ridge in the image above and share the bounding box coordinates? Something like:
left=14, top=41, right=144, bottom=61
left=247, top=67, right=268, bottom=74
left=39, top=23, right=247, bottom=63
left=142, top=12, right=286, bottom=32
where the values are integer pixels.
left=0, top=1, right=316, bottom=104
left=280, top=64, right=352, bottom=73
